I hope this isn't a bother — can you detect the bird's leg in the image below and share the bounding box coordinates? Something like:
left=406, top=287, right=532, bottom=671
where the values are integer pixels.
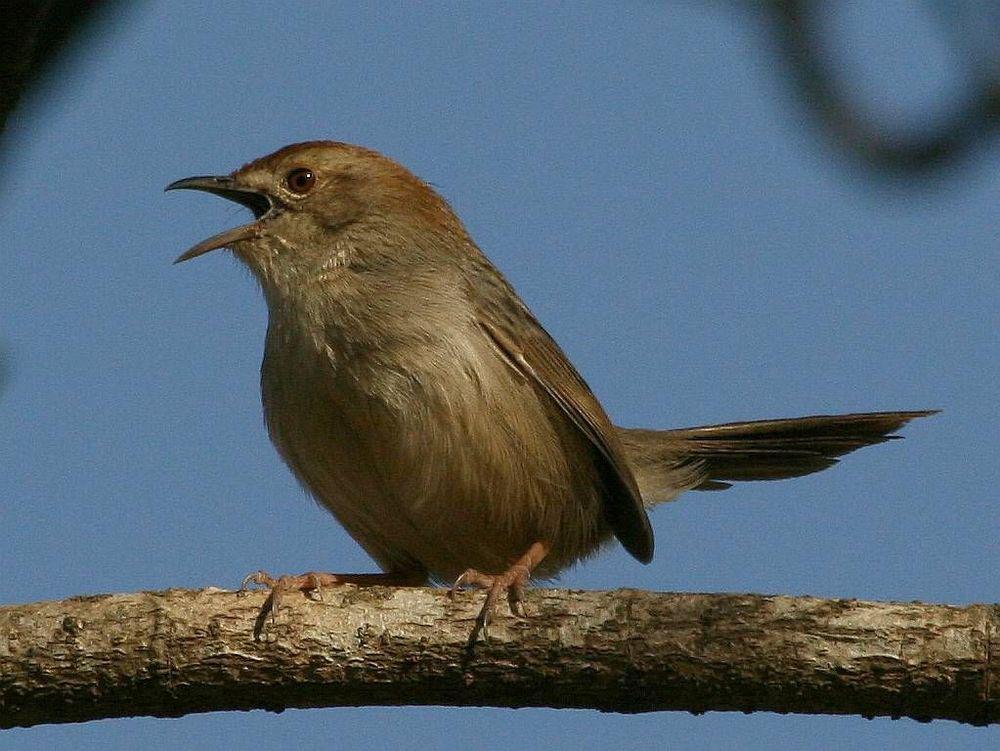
left=240, top=569, right=427, bottom=638
left=449, top=541, right=550, bottom=643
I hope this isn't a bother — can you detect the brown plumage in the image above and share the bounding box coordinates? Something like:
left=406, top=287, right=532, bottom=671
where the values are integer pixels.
left=619, top=411, right=935, bottom=498
left=167, top=142, right=934, bottom=636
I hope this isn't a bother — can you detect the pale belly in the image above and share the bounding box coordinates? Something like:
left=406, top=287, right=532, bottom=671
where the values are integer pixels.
left=260, top=335, right=613, bottom=582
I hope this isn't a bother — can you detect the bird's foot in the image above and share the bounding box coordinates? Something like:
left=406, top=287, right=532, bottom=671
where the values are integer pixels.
left=449, top=541, right=549, bottom=644
left=239, top=569, right=426, bottom=639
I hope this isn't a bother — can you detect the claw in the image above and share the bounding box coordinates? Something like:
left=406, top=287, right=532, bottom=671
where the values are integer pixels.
left=235, top=568, right=428, bottom=640
left=449, top=568, right=494, bottom=597
left=450, top=543, right=550, bottom=644
left=239, top=570, right=274, bottom=594
left=305, top=572, right=324, bottom=601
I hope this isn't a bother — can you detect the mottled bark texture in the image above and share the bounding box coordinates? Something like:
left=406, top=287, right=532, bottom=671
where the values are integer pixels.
left=0, top=587, right=997, bottom=728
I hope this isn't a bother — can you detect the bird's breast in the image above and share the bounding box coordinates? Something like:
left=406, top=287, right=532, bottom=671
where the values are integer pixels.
left=259, top=312, right=611, bottom=580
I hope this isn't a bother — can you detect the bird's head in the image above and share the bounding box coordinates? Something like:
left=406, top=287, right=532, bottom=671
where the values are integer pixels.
left=167, top=141, right=467, bottom=287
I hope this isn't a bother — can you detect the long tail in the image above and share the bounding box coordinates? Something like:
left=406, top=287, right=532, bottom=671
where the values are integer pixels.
left=617, top=410, right=937, bottom=504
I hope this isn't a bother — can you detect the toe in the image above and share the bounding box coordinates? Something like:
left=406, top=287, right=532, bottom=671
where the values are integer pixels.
left=240, top=570, right=275, bottom=592
left=450, top=568, right=495, bottom=596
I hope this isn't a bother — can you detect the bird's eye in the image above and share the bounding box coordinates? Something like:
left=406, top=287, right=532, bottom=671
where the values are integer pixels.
left=285, top=168, right=316, bottom=195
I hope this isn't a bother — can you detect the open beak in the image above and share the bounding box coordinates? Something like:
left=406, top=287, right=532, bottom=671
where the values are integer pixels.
left=165, top=175, right=274, bottom=263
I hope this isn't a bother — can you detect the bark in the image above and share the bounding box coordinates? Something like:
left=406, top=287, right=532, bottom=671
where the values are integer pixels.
left=0, top=586, right=997, bottom=729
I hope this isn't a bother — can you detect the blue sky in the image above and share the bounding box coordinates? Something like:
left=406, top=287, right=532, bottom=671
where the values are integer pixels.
left=2, top=2, right=998, bottom=748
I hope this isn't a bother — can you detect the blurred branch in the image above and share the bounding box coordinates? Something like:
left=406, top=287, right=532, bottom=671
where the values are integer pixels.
left=755, top=0, right=1000, bottom=177
left=2, top=2, right=997, bottom=180
left=1, top=586, right=997, bottom=728
left=0, top=1, right=116, bottom=153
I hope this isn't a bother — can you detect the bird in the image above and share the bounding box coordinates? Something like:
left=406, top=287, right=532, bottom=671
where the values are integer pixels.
left=166, top=141, right=934, bottom=639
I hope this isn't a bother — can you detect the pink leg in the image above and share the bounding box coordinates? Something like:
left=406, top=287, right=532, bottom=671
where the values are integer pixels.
left=449, top=541, right=550, bottom=643
left=241, top=569, right=427, bottom=638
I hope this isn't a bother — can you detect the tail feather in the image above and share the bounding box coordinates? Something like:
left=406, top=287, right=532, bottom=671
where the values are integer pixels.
left=617, top=410, right=937, bottom=502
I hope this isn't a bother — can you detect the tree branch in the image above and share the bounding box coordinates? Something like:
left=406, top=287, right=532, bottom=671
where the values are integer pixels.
left=1, top=586, right=996, bottom=728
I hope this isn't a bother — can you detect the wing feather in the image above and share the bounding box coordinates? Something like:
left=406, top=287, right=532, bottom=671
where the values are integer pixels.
left=478, top=317, right=654, bottom=563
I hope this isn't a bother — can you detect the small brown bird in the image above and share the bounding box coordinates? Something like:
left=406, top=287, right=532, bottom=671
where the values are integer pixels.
left=167, top=142, right=933, bottom=638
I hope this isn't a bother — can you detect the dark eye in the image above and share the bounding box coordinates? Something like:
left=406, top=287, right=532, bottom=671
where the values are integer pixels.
left=285, top=167, right=316, bottom=194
